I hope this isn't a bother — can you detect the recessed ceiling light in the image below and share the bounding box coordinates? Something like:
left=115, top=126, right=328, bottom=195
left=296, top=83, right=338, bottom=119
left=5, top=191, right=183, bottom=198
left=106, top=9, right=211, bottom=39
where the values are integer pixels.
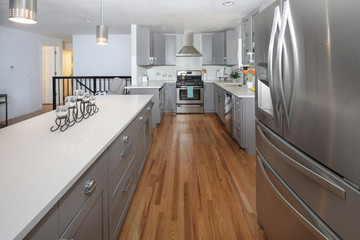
left=207, top=26, right=214, bottom=29
left=222, top=1, right=234, bottom=6
left=84, top=19, right=93, bottom=23
left=161, top=26, right=167, bottom=30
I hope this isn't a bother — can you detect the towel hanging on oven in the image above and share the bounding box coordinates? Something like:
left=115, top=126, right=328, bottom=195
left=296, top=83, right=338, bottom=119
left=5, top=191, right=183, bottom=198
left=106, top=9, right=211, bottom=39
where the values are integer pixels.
left=187, top=86, right=194, bottom=98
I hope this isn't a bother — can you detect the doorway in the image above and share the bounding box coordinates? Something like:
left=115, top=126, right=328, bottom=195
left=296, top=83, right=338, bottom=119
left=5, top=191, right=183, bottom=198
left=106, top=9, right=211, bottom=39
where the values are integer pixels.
left=42, top=45, right=60, bottom=104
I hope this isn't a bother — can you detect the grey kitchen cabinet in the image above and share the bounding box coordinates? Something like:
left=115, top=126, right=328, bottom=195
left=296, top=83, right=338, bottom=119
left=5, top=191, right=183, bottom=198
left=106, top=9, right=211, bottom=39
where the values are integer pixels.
left=165, top=82, right=176, bottom=112
left=144, top=102, right=152, bottom=156
left=165, top=35, right=176, bottom=65
left=59, top=173, right=109, bottom=240
left=212, top=32, right=226, bottom=65
left=233, top=96, right=255, bottom=154
left=204, top=83, right=215, bottom=112
left=24, top=206, right=58, bottom=240
left=136, top=101, right=153, bottom=182
left=152, top=33, right=166, bottom=65
left=226, top=30, right=239, bottom=65
left=215, top=85, right=225, bottom=123
left=129, top=87, right=164, bottom=128
left=202, top=34, right=213, bottom=65
left=202, top=30, right=238, bottom=66
left=242, top=8, right=259, bottom=64
left=137, top=26, right=151, bottom=66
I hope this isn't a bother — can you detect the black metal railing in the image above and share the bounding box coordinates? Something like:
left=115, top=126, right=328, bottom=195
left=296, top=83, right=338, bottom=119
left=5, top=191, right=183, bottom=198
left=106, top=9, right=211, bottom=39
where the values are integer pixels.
left=52, top=76, right=131, bottom=110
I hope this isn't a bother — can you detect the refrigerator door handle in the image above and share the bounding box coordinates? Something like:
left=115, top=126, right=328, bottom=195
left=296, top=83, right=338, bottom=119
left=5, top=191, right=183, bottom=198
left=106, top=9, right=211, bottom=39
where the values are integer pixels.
left=277, top=0, right=298, bottom=131
left=268, top=5, right=282, bottom=123
left=257, top=152, right=341, bottom=240
left=257, top=124, right=346, bottom=200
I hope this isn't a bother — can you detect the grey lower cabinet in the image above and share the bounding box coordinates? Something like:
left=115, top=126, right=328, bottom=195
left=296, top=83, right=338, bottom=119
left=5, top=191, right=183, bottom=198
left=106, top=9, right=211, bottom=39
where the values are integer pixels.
left=233, top=96, right=255, bottom=154
left=25, top=103, right=152, bottom=240
left=215, top=85, right=225, bottom=123
left=130, top=87, right=164, bottom=128
left=165, top=82, right=176, bottom=112
left=204, top=83, right=215, bottom=112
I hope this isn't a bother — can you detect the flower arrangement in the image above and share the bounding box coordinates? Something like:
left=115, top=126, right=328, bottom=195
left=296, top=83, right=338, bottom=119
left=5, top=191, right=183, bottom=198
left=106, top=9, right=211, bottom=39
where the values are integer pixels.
left=243, top=69, right=255, bottom=82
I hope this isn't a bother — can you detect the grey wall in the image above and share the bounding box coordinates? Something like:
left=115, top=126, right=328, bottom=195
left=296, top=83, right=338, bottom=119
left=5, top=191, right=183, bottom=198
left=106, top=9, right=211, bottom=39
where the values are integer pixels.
left=0, top=26, right=62, bottom=119
left=73, top=35, right=131, bottom=76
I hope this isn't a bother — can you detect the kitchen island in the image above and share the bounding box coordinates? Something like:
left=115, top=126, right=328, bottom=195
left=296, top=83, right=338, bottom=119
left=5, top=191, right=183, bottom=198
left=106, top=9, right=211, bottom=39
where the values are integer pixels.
left=0, top=95, right=153, bottom=240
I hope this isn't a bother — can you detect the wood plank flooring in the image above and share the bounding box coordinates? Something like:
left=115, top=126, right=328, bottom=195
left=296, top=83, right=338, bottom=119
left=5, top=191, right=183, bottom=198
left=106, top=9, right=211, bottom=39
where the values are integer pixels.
left=118, top=113, right=267, bottom=240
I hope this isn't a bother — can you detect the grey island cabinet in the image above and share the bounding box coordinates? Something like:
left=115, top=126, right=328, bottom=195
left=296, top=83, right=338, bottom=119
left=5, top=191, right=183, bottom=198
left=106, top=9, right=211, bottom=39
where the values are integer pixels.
left=0, top=95, right=153, bottom=240
left=125, top=81, right=168, bottom=128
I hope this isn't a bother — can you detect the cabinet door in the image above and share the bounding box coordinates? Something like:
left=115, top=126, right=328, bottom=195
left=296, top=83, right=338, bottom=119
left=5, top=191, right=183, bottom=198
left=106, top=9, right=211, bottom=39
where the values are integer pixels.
left=145, top=102, right=152, bottom=156
left=24, top=206, right=58, bottom=240
left=204, top=83, right=215, bottom=112
left=59, top=175, right=109, bottom=240
left=165, top=83, right=176, bottom=112
left=242, top=17, right=251, bottom=64
left=152, top=33, right=166, bottom=65
left=226, top=30, right=239, bottom=65
left=202, top=34, right=213, bottom=65
left=165, top=35, right=176, bottom=65
left=137, top=27, right=151, bottom=66
left=212, top=32, right=225, bottom=65
left=136, top=111, right=145, bottom=182
left=250, top=9, right=259, bottom=63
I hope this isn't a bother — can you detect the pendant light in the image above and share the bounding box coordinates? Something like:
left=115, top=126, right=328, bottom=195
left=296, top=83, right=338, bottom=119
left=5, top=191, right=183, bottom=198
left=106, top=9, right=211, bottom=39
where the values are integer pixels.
left=96, top=0, right=108, bottom=45
left=9, top=0, right=37, bottom=24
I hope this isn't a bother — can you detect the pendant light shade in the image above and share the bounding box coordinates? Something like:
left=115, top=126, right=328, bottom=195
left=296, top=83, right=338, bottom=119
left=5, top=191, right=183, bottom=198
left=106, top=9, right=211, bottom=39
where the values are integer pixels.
left=9, top=0, right=37, bottom=24
left=96, top=0, right=108, bottom=45
left=96, top=25, right=108, bottom=45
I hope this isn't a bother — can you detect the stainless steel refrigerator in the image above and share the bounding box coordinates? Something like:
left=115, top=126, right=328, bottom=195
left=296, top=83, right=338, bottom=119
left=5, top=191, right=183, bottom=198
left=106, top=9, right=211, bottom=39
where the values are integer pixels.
left=255, top=0, right=360, bottom=239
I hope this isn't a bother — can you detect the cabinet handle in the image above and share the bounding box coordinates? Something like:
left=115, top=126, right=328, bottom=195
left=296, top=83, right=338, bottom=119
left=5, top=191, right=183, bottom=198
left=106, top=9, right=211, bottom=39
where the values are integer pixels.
left=139, top=116, right=144, bottom=121
left=120, top=144, right=132, bottom=157
left=122, top=177, right=132, bottom=192
left=84, top=179, right=96, bottom=195
left=122, top=134, right=129, bottom=143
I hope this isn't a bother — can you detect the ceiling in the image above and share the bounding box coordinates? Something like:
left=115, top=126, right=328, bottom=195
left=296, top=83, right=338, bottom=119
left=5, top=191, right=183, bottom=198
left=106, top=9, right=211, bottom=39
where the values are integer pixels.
left=0, top=0, right=261, bottom=42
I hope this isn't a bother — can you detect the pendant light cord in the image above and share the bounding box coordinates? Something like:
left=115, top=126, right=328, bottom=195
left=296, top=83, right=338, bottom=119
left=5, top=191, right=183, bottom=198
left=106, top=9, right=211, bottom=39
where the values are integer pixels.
left=100, top=0, right=104, bottom=25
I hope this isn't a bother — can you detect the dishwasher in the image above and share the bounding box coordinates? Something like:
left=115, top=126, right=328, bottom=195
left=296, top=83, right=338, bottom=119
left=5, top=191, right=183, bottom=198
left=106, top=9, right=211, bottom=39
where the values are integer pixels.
left=224, top=91, right=233, bottom=136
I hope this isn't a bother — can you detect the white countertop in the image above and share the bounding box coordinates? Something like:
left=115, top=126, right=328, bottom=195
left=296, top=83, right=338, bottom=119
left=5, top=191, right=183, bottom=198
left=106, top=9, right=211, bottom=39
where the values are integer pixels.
left=0, top=95, right=152, bottom=240
left=125, top=80, right=254, bottom=98
left=125, top=80, right=174, bottom=89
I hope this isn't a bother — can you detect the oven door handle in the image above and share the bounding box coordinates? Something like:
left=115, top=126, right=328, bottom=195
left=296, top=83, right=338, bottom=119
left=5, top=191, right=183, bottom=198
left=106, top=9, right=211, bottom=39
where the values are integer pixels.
left=177, top=86, right=203, bottom=89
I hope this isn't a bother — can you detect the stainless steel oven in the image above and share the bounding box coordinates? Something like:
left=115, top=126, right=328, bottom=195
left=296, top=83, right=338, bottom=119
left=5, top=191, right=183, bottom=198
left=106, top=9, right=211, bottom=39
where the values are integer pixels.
left=176, top=70, right=204, bottom=113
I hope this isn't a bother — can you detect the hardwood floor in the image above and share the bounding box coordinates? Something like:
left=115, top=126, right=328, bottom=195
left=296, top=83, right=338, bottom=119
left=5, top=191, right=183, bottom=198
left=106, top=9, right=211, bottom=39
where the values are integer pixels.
left=6, top=104, right=53, bottom=126
left=118, top=113, right=267, bottom=240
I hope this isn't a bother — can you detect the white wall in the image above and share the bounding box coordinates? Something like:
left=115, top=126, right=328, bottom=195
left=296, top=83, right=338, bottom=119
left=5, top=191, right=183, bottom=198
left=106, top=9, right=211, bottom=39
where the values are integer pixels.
left=0, top=26, right=62, bottom=119
left=73, top=35, right=131, bottom=76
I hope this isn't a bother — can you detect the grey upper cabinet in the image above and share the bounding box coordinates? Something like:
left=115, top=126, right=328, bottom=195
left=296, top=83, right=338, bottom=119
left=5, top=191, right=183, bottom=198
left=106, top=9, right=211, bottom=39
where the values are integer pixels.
left=202, top=34, right=213, bottom=65
left=212, top=32, right=226, bottom=65
left=202, top=30, right=238, bottom=66
left=226, top=30, right=239, bottom=65
left=242, top=8, right=259, bottom=65
left=137, top=26, right=151, bottom=66
left=137, top=26, right=175, bottom=66
left=204, top=83, right=215, bottom=112
left=152, top=33, right=165, bottom=65
left=165, top=35, right=176, bottom=65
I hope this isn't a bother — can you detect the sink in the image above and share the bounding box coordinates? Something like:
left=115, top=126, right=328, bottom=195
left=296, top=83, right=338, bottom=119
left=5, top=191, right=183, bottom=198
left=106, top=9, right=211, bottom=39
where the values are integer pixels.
left=219, top=83, right=243, bottom=87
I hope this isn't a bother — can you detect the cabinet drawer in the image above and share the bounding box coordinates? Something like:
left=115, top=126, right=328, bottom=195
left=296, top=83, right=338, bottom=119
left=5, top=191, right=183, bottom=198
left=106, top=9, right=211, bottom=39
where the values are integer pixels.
left=59, top=174, right=108, bottom=240
left=109, top=158, right=137, bottom=240
left=58, top=150, right=108, bottom=236
left=108, top=120, right=136, bottom=168
left=109, top=139, right=135, bottom=209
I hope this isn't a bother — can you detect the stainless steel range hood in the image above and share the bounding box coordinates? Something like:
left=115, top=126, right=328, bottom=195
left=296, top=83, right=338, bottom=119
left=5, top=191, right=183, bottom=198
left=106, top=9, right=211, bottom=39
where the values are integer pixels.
left=177, top=32, right=202, bottom=57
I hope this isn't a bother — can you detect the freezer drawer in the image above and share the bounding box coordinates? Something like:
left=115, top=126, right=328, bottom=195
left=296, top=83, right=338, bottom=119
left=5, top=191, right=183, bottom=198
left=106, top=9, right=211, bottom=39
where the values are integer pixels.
left=256, top=152, right=339, bottom=240
left=256, top=120, right=360, bottom=240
